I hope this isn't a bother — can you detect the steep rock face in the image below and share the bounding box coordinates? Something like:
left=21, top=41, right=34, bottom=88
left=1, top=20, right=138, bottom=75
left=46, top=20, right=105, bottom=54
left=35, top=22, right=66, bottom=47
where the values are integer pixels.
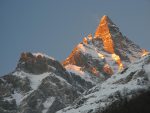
left=95, top=15, right=115, bottom=53
left=95, top=15, right=143, bottom=62
left=63, top=15, right=145, bottom=79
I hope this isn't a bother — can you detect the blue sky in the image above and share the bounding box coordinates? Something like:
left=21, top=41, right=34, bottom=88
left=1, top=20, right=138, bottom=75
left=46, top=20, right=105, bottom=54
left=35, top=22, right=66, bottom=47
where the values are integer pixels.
left=0, top=0, right=150, bottom=76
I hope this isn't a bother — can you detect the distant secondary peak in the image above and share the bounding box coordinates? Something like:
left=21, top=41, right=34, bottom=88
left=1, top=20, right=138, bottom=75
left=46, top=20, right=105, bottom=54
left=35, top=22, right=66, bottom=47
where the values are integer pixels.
left=16, top=52, right=56, bottom=74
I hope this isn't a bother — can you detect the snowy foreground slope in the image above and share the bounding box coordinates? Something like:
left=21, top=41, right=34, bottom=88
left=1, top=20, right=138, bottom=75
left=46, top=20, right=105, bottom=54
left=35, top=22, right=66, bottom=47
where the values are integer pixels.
left=57, top=54, right=150, bottom=113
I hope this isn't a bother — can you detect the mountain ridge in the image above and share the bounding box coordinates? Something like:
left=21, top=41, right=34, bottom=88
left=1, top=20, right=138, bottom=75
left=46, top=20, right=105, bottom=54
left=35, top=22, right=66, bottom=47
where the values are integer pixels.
left=0, top=15, right=149, bottom=113
left=63, top=15, right=147, bottom=78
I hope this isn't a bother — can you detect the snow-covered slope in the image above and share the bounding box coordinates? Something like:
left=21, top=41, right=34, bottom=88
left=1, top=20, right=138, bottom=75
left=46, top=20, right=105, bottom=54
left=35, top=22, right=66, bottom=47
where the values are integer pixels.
left=57, top=54, right=150, bottom=113
left=0, top=52, right=93, bottom=113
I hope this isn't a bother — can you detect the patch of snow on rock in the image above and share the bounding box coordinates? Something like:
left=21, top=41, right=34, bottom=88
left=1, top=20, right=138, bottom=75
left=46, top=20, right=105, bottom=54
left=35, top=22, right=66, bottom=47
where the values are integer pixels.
left=13, top=71, right=50, bottom=90
left=42, top=97, right=55, bottom=113
left=33, top=52, right=55, bottom=60
left=12, top=91, right=23, bottom=106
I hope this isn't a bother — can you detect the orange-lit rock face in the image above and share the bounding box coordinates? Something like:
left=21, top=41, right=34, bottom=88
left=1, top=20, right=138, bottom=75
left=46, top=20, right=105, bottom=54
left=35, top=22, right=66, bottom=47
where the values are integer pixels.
left=83, top=37, right=88, bottom=44
left=21, top=52, right=28, bottom=61
left=141, top=49, right=149, bottom=57
left=95, top=15, right=124, bottom=71
left=112, top=54, right=123, bottom=71
left=88, top=34, right=93, bottom=40
left=95, top=15, right=114, bottom=53
left=91, top=67, right=99, bottom=76
left=103, top=64, right=113, bottom=75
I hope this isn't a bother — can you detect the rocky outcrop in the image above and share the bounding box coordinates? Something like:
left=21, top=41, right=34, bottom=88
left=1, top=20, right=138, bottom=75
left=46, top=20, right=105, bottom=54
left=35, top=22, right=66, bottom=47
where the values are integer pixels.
left=17, top=52, right=68, bottom=75
left=17, top=52, right=49, bottom=74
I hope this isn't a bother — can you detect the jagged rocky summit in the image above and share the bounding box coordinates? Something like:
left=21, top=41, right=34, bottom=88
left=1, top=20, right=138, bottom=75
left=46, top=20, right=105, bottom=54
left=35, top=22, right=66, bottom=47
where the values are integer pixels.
left=0, top=15, right=149, bottom=113
left=63, top=15, right=145, bottom=78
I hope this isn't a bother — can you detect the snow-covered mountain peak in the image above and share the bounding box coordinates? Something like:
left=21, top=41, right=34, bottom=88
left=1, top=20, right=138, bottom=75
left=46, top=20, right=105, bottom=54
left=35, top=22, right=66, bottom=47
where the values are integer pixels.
left=0, top=15, right=149, bottom=113
left=63, top=16, right=147, bottom=78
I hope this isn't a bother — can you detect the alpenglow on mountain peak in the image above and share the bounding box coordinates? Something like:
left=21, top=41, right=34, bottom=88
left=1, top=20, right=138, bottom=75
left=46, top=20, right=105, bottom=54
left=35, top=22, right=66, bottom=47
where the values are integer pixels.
left=0, top=15, right=149, bottom=113
left=95, top=15, right=117, bottom=53
left=95, top=15, right=115, bottom=36
left=63, top=15, right=148, bottom=76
